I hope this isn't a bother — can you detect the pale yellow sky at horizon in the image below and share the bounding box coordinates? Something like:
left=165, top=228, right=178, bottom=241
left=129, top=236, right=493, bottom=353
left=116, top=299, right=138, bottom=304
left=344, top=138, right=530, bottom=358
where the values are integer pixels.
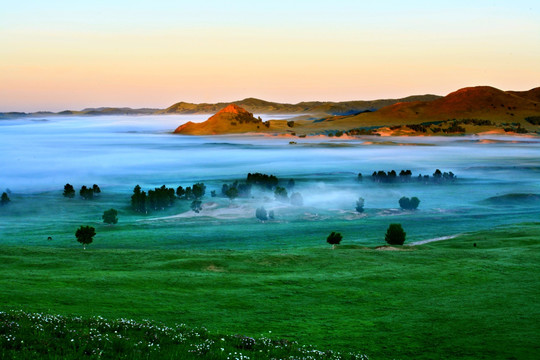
left=1, top=1, right=539, bottom=112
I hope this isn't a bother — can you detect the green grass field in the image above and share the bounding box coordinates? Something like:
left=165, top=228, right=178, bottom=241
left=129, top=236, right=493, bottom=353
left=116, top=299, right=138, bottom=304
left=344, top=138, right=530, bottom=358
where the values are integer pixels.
left=1, top=223, right=539, bottom=359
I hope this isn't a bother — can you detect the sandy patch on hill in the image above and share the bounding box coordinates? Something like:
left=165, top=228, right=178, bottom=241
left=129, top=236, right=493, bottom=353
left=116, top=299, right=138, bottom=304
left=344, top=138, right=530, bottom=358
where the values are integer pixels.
left=142, top=202, right=256, bottom=221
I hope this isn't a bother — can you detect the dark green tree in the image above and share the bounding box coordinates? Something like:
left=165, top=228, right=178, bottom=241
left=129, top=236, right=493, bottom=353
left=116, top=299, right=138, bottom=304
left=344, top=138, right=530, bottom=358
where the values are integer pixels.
left=326, top=232, right=343, bottom=249
left=75, top=225, right=96, bottom=250
left=225, top=187, right=239, bottom=201
left=274, top=186, right=288, bottom=202
left=356, top=197, right=365, bottom=213
left=80, top=186, right=94, bottom=200
left=92, top=184, right=101, bottom=194
left=131, top=185, right=147, bottom=213
left=399, top=196, right=420, bottom=210
left=385, top=224, right=406, bottom=245
left=63, top=184, right=75, bottom=198
left=1, top=192, right=10, bottom=205
left=256, top=206, right=268, bottom=221
left=176, top=186, right=185, bottom=198
left=192, top=183, right=206, bottom=199
left=190, top=200, right=202, bottom=213
left=102, top=208, right=118, bottom=225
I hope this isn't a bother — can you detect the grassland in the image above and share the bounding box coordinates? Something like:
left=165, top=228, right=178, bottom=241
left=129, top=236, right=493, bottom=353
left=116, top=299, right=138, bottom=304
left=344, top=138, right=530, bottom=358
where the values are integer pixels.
left=0, top=223, right=538, bottom=359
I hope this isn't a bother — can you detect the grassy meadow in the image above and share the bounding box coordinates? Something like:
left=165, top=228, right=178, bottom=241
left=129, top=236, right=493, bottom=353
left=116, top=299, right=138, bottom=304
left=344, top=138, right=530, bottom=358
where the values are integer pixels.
left=0, top=223, right=538, bottom=359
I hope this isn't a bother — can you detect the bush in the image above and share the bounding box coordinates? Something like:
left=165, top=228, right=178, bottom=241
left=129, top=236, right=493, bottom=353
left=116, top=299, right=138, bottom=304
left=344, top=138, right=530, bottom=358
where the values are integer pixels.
left=75, top=225, right=96, bottom=249
left=385, top=224, right=406, bottom=245
left=102, top=208, right=118, bottom=224
left=326, top=232, right=343, bottom=249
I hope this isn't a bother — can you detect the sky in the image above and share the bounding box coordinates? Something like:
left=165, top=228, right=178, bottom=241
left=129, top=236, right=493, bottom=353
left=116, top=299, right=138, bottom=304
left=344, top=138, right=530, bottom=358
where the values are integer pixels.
left=0, top=0, right=539, bottom=112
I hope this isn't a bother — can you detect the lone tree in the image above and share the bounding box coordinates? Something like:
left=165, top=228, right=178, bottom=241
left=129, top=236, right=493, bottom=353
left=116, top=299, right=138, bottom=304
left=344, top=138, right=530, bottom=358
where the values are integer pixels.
left=385, top=224, right=406, bottom=245
left=102, top=208, right=118, bottom=224
left=80, top=185, right=94, bottom=200
left=355, top=197, right=365, bottom=213
left=75, top=225, right=96, bottom=250
left=326, top=231, right=343, bottom=249
left=92, top=184, right=101, bottom=194
left=1, top=192, right=10, bottom=205
left=191, top=200, right=202, bottom=213
left=63, top=184, right=75, bottom=198
left=255, top=206, right=268, bottom=221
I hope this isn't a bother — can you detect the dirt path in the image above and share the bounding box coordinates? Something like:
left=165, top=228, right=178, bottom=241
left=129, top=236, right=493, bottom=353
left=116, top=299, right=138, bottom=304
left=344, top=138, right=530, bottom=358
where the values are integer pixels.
left=410, top=234, right=462, bottom=246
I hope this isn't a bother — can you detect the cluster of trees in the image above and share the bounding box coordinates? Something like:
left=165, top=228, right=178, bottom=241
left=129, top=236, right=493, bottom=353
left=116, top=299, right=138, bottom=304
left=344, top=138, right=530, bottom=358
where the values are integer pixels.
left=63, top=184, right=101, bottom=199
left=363, top=169, right=455, bottom=184
left=131, top=183, right=206, bottom=214
left=222, top=181, right=251, bottom=200
left=399, top=196, right=420, bottom=210
left=1, top=192, right=10, bottom=206
left=255, top=206, right=275, bottom=221
left=246, top=173, right=279, bottom=190
left=176, top=183, right=206, bottom=200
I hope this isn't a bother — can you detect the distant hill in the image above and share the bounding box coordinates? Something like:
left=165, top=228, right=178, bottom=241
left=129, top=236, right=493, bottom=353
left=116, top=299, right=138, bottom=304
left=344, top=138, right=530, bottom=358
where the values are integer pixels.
left=174, top=104, right=267, bottom=135
left=160, top=95, right=441, bottom=115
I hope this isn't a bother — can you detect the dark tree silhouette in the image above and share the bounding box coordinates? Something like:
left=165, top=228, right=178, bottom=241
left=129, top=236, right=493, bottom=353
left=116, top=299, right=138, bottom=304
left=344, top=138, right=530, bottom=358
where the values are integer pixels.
left=326, top=232, right=343, bottom=249
left=131, top=185, right=147, bottom=213
left=176, top=186, right=185, bottom=198
left=274, top=186, right=288, bottom=202
left=191, top=200, right=202, bottom=213
left=1, top=192, right=10, bottom=205
left=255, top=206, right=268, bottom=221
left=63, top=184, right=75, bottom=198
left=80, top=186, right=94, bottom=200
left=385, top=224, right=406, bottom=245
left=399, top=196, right=420, bottom=210
left=102, top=208, right=118, bottom=224
left=356, top=197, right=365, bottom=213
left=92, top=184, right=101, bottom=194
left=192, top=183, right=206, bottom=199
left=75, top=225, right=96, bottom=250
left=225, top=187, right=239, bottom=201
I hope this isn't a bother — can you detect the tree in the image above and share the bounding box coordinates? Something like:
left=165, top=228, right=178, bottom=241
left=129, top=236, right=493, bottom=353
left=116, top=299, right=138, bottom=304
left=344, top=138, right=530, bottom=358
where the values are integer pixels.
left=385, top=224, right=406, bottom=245
left=75, top=225, right=96, bottom=250
left=1, top=192, right=10, bottom=205
left=192, top=183, right=206, bottom=199
left=80, top=185, right=94, bottom=200
left=326, top=232, right=343, bottom=249
left=63, top=183, right=75, bottom=198
left=268, top=210, right=275, bottom=220
left=92, top=184, right=101, bottom=194
left=131, top=185, right=147, bottom=213
left=255, top=206, right=268, bottom=221
left=290, top=192, right=303, bottom=206
left=176, top=186, right=185, bottom=198
left=102, top=208, right=118, bottom=224
left=191, top=200, right=202, bottom=213
left=355, top=197, right=365, bottom=213
left=225, top=187, right=238, bottom=201
left=399, top=196, right=420, bottom=210
left=274, top=186, right=288, bottom=202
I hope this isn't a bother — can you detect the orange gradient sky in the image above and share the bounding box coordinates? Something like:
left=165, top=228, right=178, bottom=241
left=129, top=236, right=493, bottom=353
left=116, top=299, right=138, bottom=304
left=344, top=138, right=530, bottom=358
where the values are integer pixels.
left=1, top=1, right=539, bottom=112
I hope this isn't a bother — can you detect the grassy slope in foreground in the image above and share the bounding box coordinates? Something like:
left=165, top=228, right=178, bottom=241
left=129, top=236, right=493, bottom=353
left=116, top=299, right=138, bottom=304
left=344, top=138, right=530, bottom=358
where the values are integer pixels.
left=0, top=224, right=538, bottom=359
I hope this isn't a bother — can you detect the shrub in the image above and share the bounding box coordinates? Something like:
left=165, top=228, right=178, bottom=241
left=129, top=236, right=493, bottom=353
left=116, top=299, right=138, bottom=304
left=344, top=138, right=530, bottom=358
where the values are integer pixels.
left=102, top=208, right=118, bottom=224
left=326, top=232, right=343, bottom=249
left=75, top=225, right=96, bottom=250
left=385, top=224, right=406, bottom=245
